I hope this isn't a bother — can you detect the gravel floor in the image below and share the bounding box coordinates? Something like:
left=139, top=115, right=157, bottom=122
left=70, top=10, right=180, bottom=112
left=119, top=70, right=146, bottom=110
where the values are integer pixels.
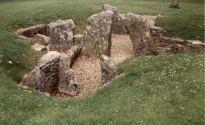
left=110, top=35, right=134, bottom=65
left=72, top=55, right=101, bottom=97
left=72, top=35, right=134, bottom=97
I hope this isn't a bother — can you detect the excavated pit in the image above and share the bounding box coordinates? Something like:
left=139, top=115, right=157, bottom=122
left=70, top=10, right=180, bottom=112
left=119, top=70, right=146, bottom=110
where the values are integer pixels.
left=19, top=4, right=204, bottom=98
left=71, top=34, right=134, bottom=97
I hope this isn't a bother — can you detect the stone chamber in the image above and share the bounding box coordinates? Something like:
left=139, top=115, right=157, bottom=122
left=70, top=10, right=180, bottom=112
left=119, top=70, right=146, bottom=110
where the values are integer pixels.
left=17, top=4, right=205, bottom=98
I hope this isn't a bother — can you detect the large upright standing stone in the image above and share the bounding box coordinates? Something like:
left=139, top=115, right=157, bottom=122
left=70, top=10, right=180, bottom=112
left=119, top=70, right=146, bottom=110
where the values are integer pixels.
left=83, top=10, right=114, bottom=57
left=47, top=19, right=75, bottom=52
left=102, top=4, right=127, bottom=34
left=58, top=45, right=81, bottom=96
left=124, top=13, right=158, bottom=56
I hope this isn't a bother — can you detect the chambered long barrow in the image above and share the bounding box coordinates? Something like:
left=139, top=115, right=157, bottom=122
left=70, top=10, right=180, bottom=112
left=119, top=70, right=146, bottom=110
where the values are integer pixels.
left=18, top=4, right=205, bottom=97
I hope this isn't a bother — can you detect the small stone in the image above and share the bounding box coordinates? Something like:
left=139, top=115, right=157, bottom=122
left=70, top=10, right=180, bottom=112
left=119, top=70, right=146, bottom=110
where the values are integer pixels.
left=38, top=51, right=61, bottom=65
left=31, top=43, right=46, bottom=51
left=100, top=55, right=117, bottom=84
left=187, top=40, right=205, bottom=45
left=30, top=34, right=50, bottom=46
left=102, top=4, right=118, bottom=14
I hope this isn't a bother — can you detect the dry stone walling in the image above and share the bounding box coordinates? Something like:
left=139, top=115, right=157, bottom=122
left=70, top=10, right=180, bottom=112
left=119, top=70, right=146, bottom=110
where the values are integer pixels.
left=16, top=19, right=75, bottom=52
left=19, top=19, right=81, bottom=96
left=21, top=51, right=61, bottom=95
left=16, top=24, right=48, bottom=39
left=22, top=46, right=81, bottom=96
left=18, top=4, right=204, bottom=97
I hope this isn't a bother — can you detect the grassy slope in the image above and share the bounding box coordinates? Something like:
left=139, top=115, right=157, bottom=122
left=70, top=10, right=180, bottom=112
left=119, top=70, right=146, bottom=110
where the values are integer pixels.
left=0, top=0, right=204, bottom=125
left=0, top=53, right=204, bottom=125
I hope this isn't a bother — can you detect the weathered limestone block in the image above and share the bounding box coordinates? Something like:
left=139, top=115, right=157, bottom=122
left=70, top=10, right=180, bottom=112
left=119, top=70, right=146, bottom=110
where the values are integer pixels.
left=58, top=45, right=81, bottom=96
left=58, top=68, right=80, bottom=96
left=22, top=45, right=82, bottom=96
left=102, top=4, right=127, bottom=34
left=142, top=15, right=165, bottom=37
left=47, top=19, right=75, bottom=52
left=67, top=45, right=82, bottom=64
left=100, top=55, right=117, bottom=84
left=30, top=34, right=50, bottom=46
left=114, top=14, right=128, bottom=34
left=16, top=24, right=48, bottom=39
left=31, top=43, right=47, bottom=51
left=102, top=4, right=118, bottom=14
left=83, top=10, right=114, bottom=57
left=124, top=13, right=158, bottom=56
left=21, top=51, right=61, bottom=95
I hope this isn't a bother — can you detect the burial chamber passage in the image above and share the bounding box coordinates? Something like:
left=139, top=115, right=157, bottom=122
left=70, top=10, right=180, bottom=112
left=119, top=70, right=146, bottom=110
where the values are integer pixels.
left=19, top=4, right=204, bottom=97
left=19, top=4, right=158, bottom=97
left=82, top=4, right=158, bottom=58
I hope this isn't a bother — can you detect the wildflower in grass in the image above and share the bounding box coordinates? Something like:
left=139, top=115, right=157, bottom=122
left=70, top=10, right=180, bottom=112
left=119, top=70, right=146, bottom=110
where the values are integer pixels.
left=28, top=90, right=32, bottom=93
left=8, top=60, right=13, bottom=64
left=24, top=89, right=32, bottom=93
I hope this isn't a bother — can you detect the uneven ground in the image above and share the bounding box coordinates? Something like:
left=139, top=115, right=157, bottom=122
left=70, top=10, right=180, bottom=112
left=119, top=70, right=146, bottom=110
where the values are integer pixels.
left=0, top=0, right=204, bottom=125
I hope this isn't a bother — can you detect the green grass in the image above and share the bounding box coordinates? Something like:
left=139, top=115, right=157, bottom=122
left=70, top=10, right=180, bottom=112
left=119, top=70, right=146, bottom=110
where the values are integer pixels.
left=0, top=0, right=204, bottom=124
left=0, top=53, right=204, bottom=125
